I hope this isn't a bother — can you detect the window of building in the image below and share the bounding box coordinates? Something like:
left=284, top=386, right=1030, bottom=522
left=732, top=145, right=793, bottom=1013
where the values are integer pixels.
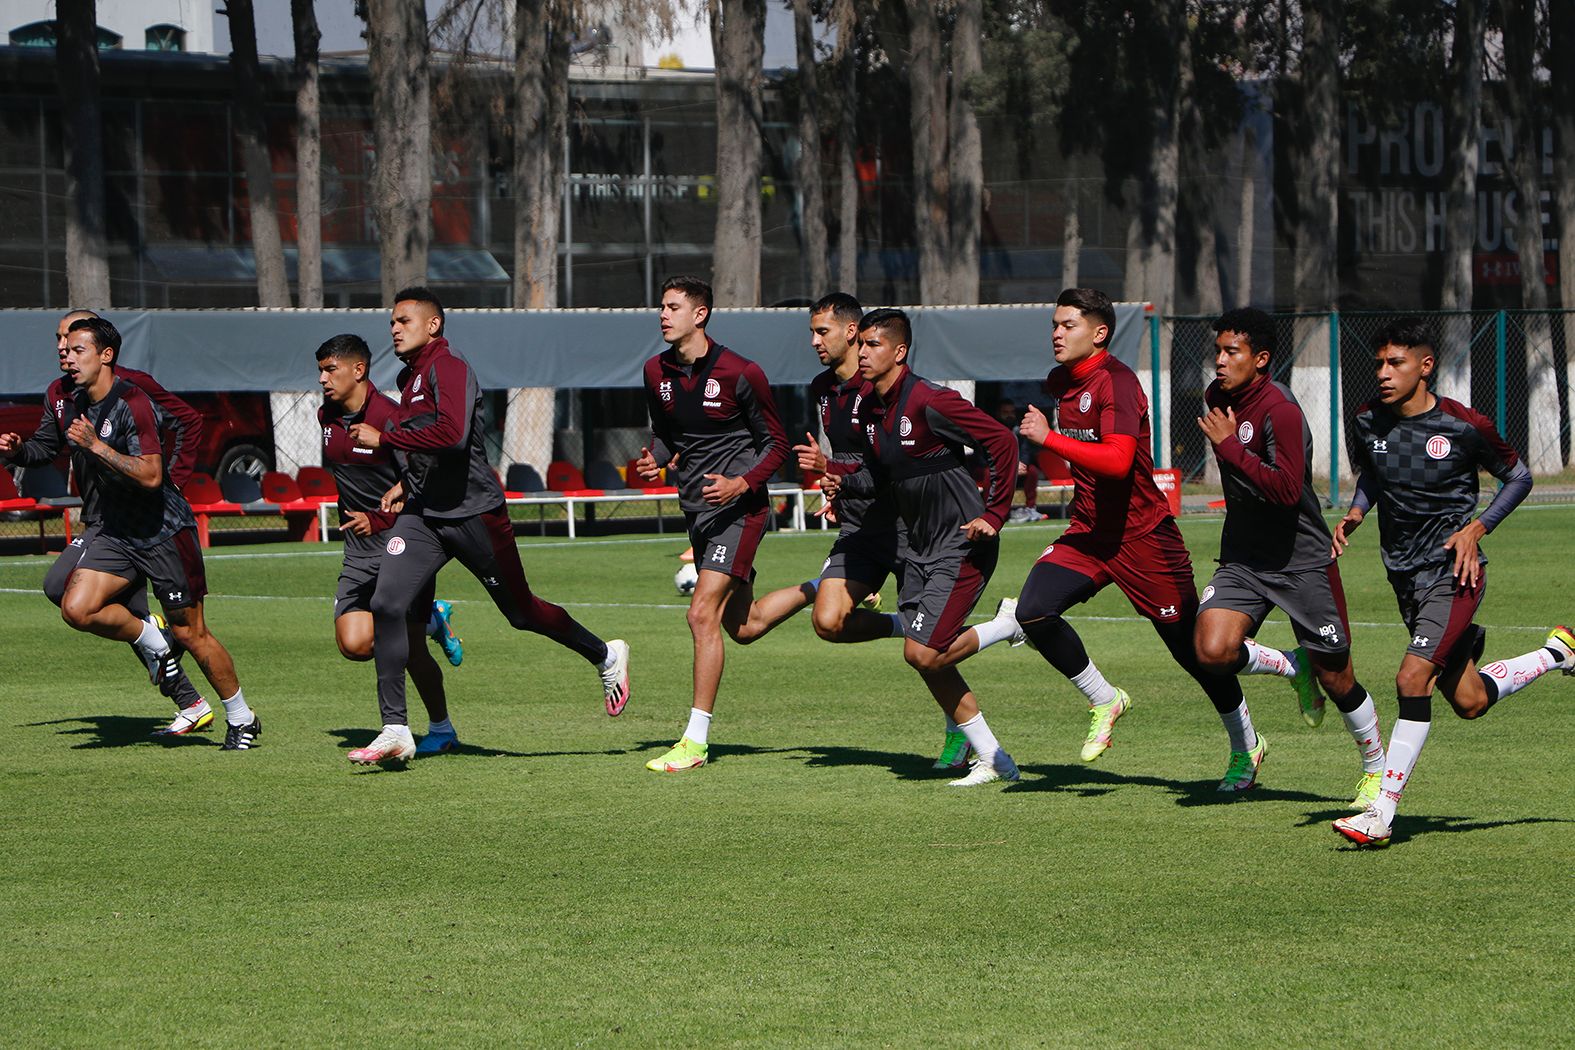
left=146, top=25, right=185, bottom=52
left=8, top=21, right=123, bottom=48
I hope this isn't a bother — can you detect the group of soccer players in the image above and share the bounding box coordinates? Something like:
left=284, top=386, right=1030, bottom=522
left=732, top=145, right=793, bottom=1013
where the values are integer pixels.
left=4, top=283, right=1568, bottom=848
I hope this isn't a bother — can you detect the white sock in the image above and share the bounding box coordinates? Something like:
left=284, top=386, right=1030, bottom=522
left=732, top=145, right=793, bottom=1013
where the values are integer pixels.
left=427, top=718, right=453, bottom=736
left=1373, top=718, right=1430, bottom=823
left=1480, top=648, right=1557, bottom=701
left=1071, top=661, right=1119, bottom=707
left=596, top=645, right=616, bottom=671
left=382, top=722, right=415, bottom=742
left=684, top=707, right=712, bottom=745
left=1218, top=700, right=1258, bottom=753
left=1242, top=640, right=1295, bottom=677
left=220, top=689, right=255, bottom=726
left=944, top=715, right=960, bottom=734
left=886, top=613, right=905, bottom=637
left=956, top=711, right=1000, bottom=758
left=1339, top=693, right=1385, bottom=773
left=136, top=617, right=170, bottom=655
left=971, top=614, right=1019, bottom=651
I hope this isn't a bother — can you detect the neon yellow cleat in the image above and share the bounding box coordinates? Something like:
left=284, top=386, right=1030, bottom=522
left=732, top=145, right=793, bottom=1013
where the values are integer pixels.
left=1080, top=689, right=1131, bottom=762
left=1544, top=625, right=1575, bottom=674
left=646, top=736, right=708, bottom=773
left=1349, top=770, right=1382, bottom=811
left=860, top=591, right=882, bottom=611
left=1287, top=646, right=1326, bottom=727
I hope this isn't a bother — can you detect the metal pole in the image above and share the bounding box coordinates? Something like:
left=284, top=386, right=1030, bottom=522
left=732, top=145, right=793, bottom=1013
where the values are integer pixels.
left=1328, top=310, right=1340, bottom=506
left=1149, top=307, right=1162, bottom=462
left=1495, top=309, right=1508, bottom=430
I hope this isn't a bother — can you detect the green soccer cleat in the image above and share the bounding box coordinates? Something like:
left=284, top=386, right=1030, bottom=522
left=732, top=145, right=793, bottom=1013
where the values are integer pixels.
left=1080, top=689, right=1131, bottom=762
left=1287, top=646, right=1325, bottom=727
left=1217, top=734, right=1267, bottom=792
left=1349, top=770, right=1383, bottom=811
left=645, top=736, right=708, bottom=773
left=932, top=729, right=972, bottom=770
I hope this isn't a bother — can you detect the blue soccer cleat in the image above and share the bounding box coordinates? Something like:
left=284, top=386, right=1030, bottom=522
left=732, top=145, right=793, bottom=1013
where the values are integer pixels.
left=428, top=599, right=463, bottom=666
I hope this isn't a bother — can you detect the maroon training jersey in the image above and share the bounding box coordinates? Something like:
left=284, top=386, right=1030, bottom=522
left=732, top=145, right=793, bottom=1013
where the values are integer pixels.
left=70, top=379, right=196, bottom=547
left=380, top=337, right=504, bottom=520
left=1046, top=353, right=1171, bottom=547
left=320, top=381, right=401, bottom=546
left=644, top=337, right=788, bottom=532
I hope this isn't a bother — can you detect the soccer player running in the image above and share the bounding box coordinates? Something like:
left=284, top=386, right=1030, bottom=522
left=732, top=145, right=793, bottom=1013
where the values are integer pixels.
left=316, top=334, right=466, bottom=755
left=346, top=287, right=630, bottom=766
left=1194, top=308, right=1384, bottom=797
left=1011, top=289, right=1255, bottom=777
left=1329, top=318, right=1569, bottom=848
left=819, top=309, right=1025, bottom=787
left=0, top=310, right=214, bottom=737
left=47, top=318, right=260, bottom=748
left=634, top=275, right=796, bottom=773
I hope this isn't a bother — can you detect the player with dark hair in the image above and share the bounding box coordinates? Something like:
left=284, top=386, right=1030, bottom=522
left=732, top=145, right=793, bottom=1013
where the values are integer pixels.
left=346, top=287, right=630, bottom=766
left=1011, top=288, right=1258, bottom=775
left=39, top=319, right=260, bottom=748
left=0, top=309, right=211, bottom=737
left=819, top=309, right=1026, bottom=786
left=1329, top=317, right=1566, bottom=847
left=316, top=333, right=465, bottom=755
left=1194, top=307, right=1385, bottom=798
left=634, top=275, right=795, bottom=773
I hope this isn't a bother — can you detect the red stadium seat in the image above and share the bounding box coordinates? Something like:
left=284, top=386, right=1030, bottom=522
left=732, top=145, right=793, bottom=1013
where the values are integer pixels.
left=0, top=468, right=69, bottom=550
left=261, top=471, right=321, bottom=542
left=295, top=466, right=338, bottom=502
left=546, top=460, right=586, bottom=492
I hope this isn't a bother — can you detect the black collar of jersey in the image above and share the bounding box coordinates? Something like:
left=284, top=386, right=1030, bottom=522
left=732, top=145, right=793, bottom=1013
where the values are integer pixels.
left=73, top=375, right=131, bottom=418
left=869, top=365, right=918, bottom=431
left=658, top=336, right=726, bottom=381
left=395, top=337, right=450, bottom=389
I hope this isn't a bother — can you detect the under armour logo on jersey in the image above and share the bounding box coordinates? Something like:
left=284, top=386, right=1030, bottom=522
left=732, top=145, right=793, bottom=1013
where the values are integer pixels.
left=899, top=416, right=913, bottom=437
left=1413, top=634, right=1430, bottom=647
left=386, top=536, right=406, bottom=556
left=1078, top=391, right=1093, bottom=413
left=1159, top=605, right=1177, bottom=618
left=704, top=378, right=721, bottom=399
left=1237, top=420, right=1254, bottom=444
left=711, top=545, right=728, bottom=563
left=482, top=576, right=499, bottom=587
left=911, top=611, right=925, bottom=632
left=1372, top=439, right=1388, bottom=453
left=167, top=590, right=183, bottom=602
left=54, top=398, right=65, bottom=418
left=1426, top=435, right=1451, bottom=459
left=323, top=426, right=333, bottom=444
left=99, top=420, right=112, bottom=437
left=659, top=379, right=673, bottom=402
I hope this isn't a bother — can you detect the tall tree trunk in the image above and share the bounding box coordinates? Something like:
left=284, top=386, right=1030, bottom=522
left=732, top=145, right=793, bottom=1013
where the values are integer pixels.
left=1136, top=0, right=1182, bottom=317
left=1437, top=0, right=1482, bottom=401
left=1232, top=126, right=1255, bottom=306
left=366, top=0, right=432, bottom=301
left=505, top=0, right=571, bottom=476
left=793, top=0, right=829, bottom=297
left=835, top=4, right=858, bottom=294
left=1292, top=0, right=1342, bottom=484
left=903, top=0, right=951, bottom=303
left=711, top=0, right=766, bottom=307
left=293, top=0, right=324, bottom=308
left=1500, top=0, right=1558, bottom=471
left=945, top=0, right=982, bottom=304
left=57, top=0, right=110, bottom=308
left=1552, top=0, right=1575, bottom=464
left=225, top=0, right=291, bottom=308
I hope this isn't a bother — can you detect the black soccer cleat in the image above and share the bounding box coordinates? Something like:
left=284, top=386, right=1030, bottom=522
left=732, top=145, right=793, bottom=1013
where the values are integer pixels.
left=221, top=716, right=263, bottom=751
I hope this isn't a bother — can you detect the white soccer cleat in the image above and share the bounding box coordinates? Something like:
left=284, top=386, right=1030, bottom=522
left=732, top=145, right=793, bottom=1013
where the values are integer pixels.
left=947, top=749, right=1021, bottom=787
left=348, top=726, right=415, bottom=766
left=993, top=597, right=1028, bottom=647
left=1332, top=805, right=1393, bottom=848
left=600, top=639, right=631, bottom=716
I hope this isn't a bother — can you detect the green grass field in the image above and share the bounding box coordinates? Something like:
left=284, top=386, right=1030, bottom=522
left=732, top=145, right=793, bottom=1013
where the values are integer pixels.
left=2, top=508, right=1572, bottom=1046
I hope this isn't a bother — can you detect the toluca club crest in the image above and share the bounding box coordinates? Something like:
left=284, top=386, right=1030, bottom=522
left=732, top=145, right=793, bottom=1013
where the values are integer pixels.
left=899, top=416, right=913, bottom=437
left=1426, top=435, right=1451, bottom=459
left=1237, top=420, right=1254, bottom=444
left=704, top=378, right=721, bottom=399
left=1078, top=391, right=1093, bottom=413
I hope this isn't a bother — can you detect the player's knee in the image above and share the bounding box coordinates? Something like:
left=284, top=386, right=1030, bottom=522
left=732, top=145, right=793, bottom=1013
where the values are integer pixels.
left=904, top=645, right=943, bottom=674
left=686, top=601, right=721, bottom=635
left=338, top=637, right=373, bottom=661
left=1395, top=667, right=1432, bottom=698
left=368, top=591, right=405, bottom=624
left=1193, top=636, right=1238, bottom=674
left=812, top=607, right=847, bottom=641
left=59, top=596, right=92, bottom=630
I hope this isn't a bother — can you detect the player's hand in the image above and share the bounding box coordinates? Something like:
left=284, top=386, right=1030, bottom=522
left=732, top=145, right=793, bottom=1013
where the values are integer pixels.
left=1444, top=519, right=1487, bottom=589
left=342, top=509, right=374, bottom=537
left=1017, top=460, right=1028, bottom=476
left=379, top=481, right=405, bottom=514
left=1019, top=405, right=1051, bottom=446
left=961, top=516, right=998, bottom=542
left=65, top=416, right=99, bottom=451
left=1330, top=507, right=1364, bottom=558
left=348, top=422, right=382, bottom=449
left=794, top=431, right=828, bottom=474
left=817, top=471, right=842, bottom=500
left=812, top=500, right=839, bottom=526
left=0, top=432, right=20, bottom=457
left=702, top=473, right=748, bottom=506
left=634, top=446, right=664, bottom=482
left=1197, top=406, right=1237, bottom=446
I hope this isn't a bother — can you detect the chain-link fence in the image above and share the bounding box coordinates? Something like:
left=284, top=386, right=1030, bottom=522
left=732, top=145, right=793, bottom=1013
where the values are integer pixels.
left=1159, top=309, right=1575, bottom=509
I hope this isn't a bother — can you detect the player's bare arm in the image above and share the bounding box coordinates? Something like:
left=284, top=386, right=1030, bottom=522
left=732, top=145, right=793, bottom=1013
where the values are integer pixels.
left=702, top=473, right=748, bottom=506
left=1196, top=405, right=1237, bottom=446
left=348, top=421, right=382, bottom=449
left=66, top=416, right=162, bottom=489
left=1444, top=519, right=1487, bottom=589
left=1331, top=506, right=1364, bottom=558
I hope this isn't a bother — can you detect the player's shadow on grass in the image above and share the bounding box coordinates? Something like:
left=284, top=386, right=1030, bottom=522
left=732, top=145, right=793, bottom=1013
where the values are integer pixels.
left=23, top=715, right=209, bottom=749
left=325, top=728, right=635, bottom=761
left=1008, top=762, right=1341, bottom=807
left=1297, top=810, right=1573, bottom=846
